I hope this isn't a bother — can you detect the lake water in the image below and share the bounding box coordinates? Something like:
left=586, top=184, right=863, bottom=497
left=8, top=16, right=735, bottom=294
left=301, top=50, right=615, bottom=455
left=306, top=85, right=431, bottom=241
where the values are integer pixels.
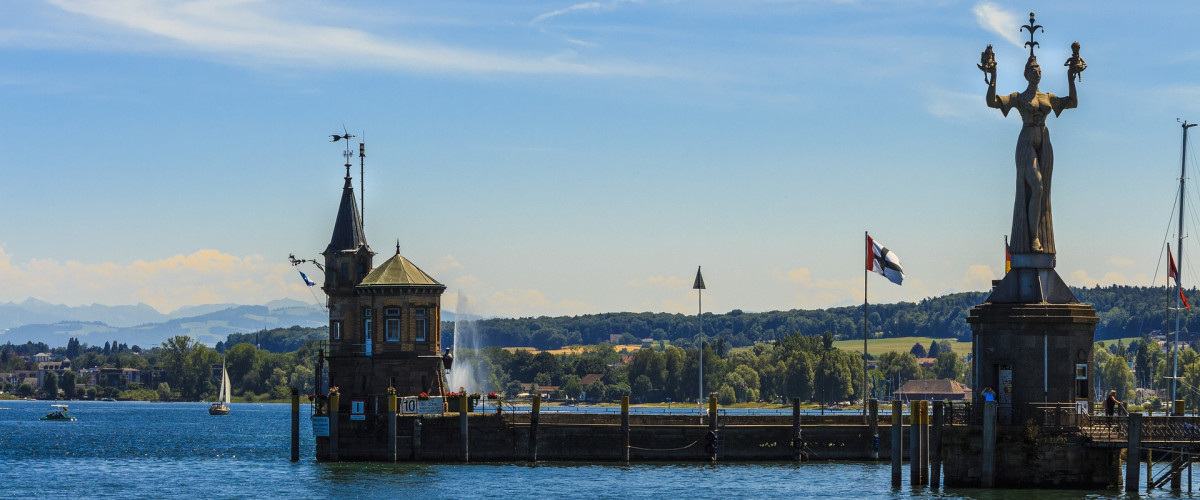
left=0, top=400, right=1182, bottom=498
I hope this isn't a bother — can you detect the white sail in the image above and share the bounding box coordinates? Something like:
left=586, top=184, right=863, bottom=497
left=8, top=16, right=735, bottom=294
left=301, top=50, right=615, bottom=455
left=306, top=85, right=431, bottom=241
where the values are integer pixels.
left=220, top=361, right=231, bottom=405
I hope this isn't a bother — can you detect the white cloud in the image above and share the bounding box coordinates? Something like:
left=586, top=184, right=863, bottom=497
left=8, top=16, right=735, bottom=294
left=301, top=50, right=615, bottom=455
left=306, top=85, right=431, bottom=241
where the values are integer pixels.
left=433, top=253, right=464, bottom=273
left=0, top=247, right=303, bottom=313
left=972, top=2, right=1021, bottom=48
left=961, top=264, right=997, bottom=288
left=771, top=267, right=811, bottom=284
left=41, top=0, right=658, bottom=76
left=627, top=275, right=689, bottom=288
left=1107, top=256, right=1136, bottom=268
left=486, top=288, right=591, bottom=317
left=531, top=0, right=643, bottom=24
left=926, top=87, right=990, bottom=121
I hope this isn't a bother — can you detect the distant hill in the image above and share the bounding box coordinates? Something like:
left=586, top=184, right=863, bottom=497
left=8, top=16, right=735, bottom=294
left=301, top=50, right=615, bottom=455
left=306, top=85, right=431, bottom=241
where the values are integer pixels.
left=0, top=300, right=325, bottom=348
left=1, top=285, right=1191, bottom=350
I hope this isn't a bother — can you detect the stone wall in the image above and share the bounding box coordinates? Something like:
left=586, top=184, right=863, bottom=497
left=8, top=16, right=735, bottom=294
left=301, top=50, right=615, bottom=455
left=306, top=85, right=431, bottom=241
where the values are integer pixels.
left=941, top=424, right=1121, bottom=489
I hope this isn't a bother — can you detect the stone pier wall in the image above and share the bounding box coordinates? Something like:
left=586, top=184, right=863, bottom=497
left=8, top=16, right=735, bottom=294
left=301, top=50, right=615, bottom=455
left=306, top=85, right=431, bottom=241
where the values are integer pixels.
left=941, top=424, right=1121, bottom=489
left=316, top=413, right=906, bottom=462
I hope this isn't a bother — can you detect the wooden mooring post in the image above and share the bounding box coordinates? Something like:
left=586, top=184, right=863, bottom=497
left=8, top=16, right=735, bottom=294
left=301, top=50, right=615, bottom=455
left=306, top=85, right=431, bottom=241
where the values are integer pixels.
left=459, top=394, right=469, bottom=462
left=387, top=389, right=397, bottom=462
left=792, top=398, right=803, bottom=461
left=621, top=396, right=631, bottom=462
left=412, top=418, right=422, bottom=460
left=891, top=400, right=902, bottom=487
left=1175, top=400, right=1185, bottom=490
left=909, top=401, right=920, bottom=487
left=708, top=396, right=718, bottom=462
left=919, top=401, right=929, bottom=485
left=930, top=400, right=943, bottom=488
left=290, top=388, right=300, bottom=462
left=1127, top=413, right=1142, bottom=493
left=869, top=399, right=879, bottom=460
left=527, top=395, right=540, bottom=462
left=329, top=392, right=340, bottom=461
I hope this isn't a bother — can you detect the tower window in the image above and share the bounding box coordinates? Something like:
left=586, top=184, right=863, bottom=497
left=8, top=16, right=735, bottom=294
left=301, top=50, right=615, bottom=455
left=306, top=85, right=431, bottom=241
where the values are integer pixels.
left=415, top=307, right=428, bottom=342
left=385, top=308, right=400, bottom=341
left=362, top=308, right=373, bottom=346
left=331, top=321, right=341, bottom=341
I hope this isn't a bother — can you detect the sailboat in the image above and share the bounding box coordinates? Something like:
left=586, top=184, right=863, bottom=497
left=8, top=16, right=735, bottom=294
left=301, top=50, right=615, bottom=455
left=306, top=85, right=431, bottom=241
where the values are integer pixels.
left=209, top=358, right=231, bottom=415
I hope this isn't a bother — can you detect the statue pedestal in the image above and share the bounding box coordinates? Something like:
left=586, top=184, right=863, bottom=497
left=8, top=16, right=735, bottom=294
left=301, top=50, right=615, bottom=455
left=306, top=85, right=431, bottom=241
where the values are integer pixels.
left=968, top=302, right=1097, bottom=422
left=987, top=253, right=1077, bottom=304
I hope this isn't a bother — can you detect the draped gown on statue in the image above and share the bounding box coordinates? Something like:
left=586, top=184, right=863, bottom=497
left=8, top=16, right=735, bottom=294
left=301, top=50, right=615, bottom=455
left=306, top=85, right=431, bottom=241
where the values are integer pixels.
left=993, top=89, right=1073, bottom=255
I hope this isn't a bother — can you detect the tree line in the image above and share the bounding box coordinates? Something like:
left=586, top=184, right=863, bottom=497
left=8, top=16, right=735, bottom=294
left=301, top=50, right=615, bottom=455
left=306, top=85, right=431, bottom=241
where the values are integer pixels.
left=466, top=333, right=967, bottom=405
left=444, top=285, right=1196, bottom=351
left=1, top=328, right=323, bottom=401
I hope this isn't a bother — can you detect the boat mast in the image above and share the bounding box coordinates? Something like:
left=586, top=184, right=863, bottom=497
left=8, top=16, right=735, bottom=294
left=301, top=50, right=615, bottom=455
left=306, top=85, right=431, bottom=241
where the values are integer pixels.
left=1174, top=120, right=1196, bottom=409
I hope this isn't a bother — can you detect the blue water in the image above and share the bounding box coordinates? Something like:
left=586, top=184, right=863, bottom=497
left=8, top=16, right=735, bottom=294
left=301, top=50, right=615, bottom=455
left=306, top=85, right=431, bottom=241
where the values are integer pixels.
left=0, top=400, right=1178, bottom=498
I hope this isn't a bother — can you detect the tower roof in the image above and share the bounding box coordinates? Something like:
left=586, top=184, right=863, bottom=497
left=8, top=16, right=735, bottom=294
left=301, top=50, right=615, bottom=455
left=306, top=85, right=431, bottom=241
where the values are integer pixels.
left=326, top=175, right=369, bottom=254
left=359, top=246, right=443, bottom=287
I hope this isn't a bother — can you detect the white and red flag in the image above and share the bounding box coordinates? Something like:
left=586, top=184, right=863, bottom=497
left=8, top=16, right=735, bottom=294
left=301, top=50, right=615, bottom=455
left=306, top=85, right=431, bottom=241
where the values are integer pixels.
left=866, top=234, right=904, bottom=286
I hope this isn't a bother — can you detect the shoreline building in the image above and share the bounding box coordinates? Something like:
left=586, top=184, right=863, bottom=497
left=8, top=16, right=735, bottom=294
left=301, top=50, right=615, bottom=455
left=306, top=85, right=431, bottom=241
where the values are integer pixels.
left=314, top=153, right=450, bottom=459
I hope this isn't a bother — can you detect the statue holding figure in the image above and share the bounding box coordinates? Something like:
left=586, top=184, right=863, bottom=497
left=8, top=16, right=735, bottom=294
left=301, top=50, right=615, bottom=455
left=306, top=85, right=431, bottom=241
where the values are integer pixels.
left=981, top=13, right=1085, bottom=255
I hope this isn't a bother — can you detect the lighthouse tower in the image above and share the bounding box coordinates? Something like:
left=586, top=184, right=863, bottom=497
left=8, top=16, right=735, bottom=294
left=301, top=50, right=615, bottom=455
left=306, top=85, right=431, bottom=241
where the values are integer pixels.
left=320, top=153, right=448, bottom=425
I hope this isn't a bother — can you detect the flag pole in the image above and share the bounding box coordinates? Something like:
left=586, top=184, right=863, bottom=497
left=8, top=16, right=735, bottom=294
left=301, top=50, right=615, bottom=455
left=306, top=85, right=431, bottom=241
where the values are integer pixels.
left=863, top=231, right=869, bottom=419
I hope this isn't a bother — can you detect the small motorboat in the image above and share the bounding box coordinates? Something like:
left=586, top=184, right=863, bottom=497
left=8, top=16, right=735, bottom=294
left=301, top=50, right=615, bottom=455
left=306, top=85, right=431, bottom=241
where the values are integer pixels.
left=41, top=404, right=76, bottom=421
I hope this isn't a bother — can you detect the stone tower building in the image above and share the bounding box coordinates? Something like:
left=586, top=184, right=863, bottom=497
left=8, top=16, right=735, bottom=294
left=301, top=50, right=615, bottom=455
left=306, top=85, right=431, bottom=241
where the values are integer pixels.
left=321, top=166, right=448, bottom=409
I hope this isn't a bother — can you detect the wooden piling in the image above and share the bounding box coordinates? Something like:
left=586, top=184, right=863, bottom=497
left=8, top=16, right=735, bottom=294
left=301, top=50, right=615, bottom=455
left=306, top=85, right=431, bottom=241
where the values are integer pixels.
left=708, top=396, right=718, bottom=462
left=920, top=400, right=929, bottom=485
left=1175, top=401, right=1185, bottom=490
left=527, top=395, right=540, bottom=462
left=792, top=398, right=803, bottom=462
left=459, top=394, right=469, bottom=462
left=909, top=401, right=919, bottom=487
left=981, top=400, right=996, bottom=488
left=290, top=388, right=300, bottom=462
left=412, top=418, right=422, bottom=460
left=329, top=392, right=340, bottom=461
left=621, top=396, right=630, bottom=462
left=1127, top=413, right=1142, bottom=493
left=869, top=399, right=879, bottom=460
left=891, top=400, right=902, bottom=487
left=387, top=389, right=397, bottom=462
left=931, top=400, right=943, bottom=488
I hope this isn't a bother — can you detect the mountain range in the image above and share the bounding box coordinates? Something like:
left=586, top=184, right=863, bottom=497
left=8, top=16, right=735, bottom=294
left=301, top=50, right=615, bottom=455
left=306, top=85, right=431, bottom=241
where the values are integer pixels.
left=0, top=298, right=329, bottom=348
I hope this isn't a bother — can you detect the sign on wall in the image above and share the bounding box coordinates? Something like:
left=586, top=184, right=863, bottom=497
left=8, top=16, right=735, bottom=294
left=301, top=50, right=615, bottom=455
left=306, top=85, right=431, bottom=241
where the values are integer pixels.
left=311, top=416, right=329, bottom=437
left=399, top=396, right=444, bottom=415
left=350, top=400, right=365, bottom=420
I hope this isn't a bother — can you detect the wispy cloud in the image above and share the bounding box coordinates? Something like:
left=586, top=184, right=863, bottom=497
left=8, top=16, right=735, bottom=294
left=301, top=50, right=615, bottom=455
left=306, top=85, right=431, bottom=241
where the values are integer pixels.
left=972, top=2, right=1021, bottom=48
left=0, top=247, right=302, bottom=313
left=531, top=0, right=643, bottom=24
left=40, top=0, right=657, bottom=76
left=487, top=288, right=591, bottom=317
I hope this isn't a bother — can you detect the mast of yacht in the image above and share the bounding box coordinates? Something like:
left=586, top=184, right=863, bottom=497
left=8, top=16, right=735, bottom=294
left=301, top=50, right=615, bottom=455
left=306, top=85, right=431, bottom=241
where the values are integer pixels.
left=1173, top=120, right=1196, bottom=410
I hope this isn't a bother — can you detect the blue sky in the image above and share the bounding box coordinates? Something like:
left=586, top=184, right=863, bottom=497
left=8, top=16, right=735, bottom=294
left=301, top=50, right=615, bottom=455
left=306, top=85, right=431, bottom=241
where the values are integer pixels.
left=2, top=0, right=1200, bottom=318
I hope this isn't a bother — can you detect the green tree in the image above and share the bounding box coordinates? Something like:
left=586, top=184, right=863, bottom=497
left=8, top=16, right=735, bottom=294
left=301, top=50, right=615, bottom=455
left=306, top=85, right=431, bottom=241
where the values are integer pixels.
left=562, top=375, right=583, bottom=400
left=717, top=384, right=737, bottom=405
left=1096, top=347, right=1135, bottom=402
left=933, top=352, right=962, bottom=381
left=60, top=371, right=77, bottom=399
left=42, top=371, right=59, bottom=399
left=160, top=335, right=214, bottom=400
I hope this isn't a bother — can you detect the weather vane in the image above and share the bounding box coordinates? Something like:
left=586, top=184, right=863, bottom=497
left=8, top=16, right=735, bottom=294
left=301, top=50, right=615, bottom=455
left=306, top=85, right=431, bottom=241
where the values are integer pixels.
left=1021, top=12, right=1042, bottom=58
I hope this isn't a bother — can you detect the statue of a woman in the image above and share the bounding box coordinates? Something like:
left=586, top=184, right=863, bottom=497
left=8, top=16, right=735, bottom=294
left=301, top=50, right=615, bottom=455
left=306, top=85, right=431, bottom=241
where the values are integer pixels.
left=983, top=44, right=1084, bottom=254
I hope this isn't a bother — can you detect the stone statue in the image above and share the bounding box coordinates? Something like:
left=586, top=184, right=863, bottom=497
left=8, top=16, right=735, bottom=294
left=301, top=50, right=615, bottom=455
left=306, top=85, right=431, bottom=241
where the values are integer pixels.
left=981, top=13, right=1084, bottom=255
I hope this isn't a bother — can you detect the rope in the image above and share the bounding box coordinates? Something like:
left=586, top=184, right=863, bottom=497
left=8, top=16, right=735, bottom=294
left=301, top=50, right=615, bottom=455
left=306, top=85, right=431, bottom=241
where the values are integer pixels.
left=628, top=440, right=700, bottom=452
